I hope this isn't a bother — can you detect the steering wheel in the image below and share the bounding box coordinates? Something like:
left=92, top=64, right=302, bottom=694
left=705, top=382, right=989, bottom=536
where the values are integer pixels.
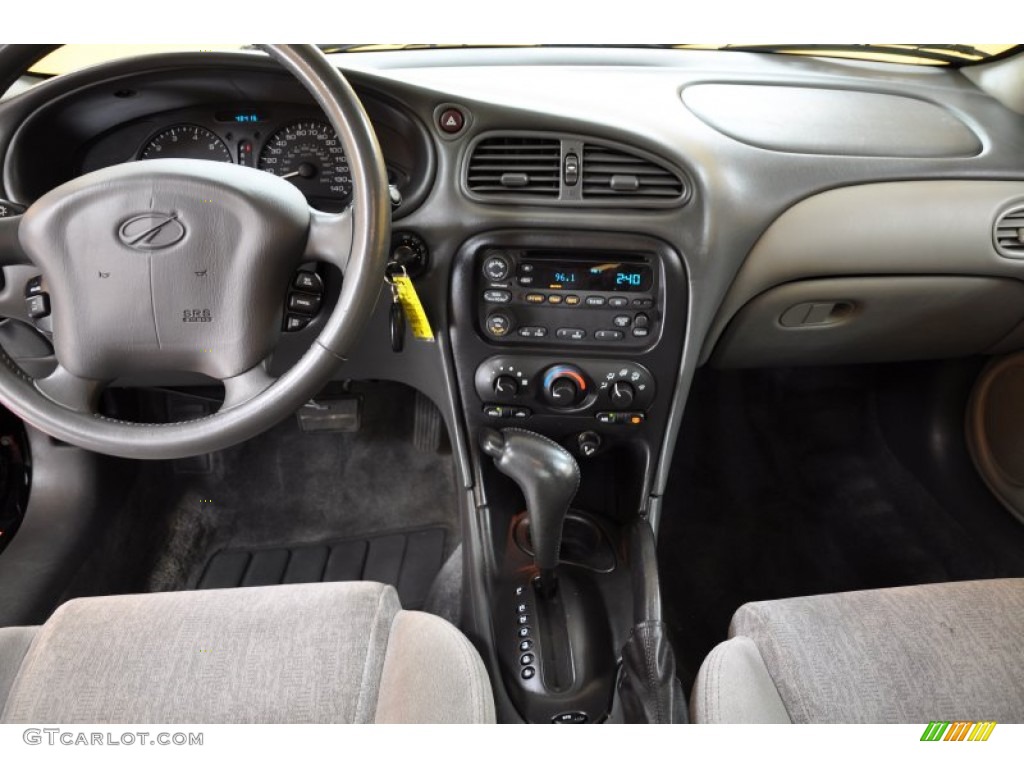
left=0, top=45, right=390, bottom=459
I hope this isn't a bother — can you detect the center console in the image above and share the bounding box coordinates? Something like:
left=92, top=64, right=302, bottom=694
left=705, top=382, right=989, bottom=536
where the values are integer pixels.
left=449, top=229, right=688, bottom=723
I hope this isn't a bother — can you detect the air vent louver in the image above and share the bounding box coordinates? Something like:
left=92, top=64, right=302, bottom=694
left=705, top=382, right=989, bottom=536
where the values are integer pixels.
left=994, top=205, right=1024, bottom=258
left=582, top=144, right=685, bottom=202
left=467, top=136, right=561, bottom=197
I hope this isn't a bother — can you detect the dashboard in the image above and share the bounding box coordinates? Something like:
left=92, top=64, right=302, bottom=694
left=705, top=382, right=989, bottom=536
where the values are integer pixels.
left=1, top=47, right=1024, bottom=509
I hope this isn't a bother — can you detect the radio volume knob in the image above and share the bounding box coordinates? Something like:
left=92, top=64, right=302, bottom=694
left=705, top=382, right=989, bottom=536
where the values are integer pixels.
left=482, top=254, right=511, bottom=282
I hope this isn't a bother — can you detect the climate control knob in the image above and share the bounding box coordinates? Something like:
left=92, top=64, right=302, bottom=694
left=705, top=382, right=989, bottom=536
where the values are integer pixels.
left=541, top=365, right=589, bottom=408
left=610, top=381, right=635, bottom=408
left=493, top=375, right=519, bottom=398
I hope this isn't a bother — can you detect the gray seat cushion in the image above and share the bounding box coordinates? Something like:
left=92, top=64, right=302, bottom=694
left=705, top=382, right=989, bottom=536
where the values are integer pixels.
left=0, top=581, right=494, bottom=723
left=692, top=578, right=1024, bottom=723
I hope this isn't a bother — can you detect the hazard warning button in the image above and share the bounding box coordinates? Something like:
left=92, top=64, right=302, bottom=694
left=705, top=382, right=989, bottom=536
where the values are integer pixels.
left=439, top=108, right=465, bottom=134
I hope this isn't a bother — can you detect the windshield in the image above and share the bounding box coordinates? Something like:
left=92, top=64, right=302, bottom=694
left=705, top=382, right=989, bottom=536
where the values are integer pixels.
left=28, top=43, right=1020, bottom=76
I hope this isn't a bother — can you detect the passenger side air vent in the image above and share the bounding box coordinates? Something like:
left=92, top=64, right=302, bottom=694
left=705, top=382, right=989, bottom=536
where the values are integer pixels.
left=466, top=136, right=561, bottom=197
left=994, top=205, right=1024, bottom=258
left=581, top=144, right=686, bottom=202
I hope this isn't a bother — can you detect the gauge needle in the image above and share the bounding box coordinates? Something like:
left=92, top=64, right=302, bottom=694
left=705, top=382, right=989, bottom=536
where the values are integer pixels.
left=279, top=170, right=302, bottom=180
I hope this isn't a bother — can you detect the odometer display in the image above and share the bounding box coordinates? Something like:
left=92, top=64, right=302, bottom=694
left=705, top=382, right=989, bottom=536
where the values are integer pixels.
left=257, top=120, right=352, bottom=211
left=140, top=125, right=232, bottom=162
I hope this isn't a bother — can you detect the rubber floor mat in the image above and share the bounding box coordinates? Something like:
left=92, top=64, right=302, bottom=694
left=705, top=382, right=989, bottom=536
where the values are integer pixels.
left=197, top=527, right=446, bottom=610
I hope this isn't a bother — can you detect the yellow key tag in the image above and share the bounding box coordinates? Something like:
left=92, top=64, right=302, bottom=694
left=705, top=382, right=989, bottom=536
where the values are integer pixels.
left=392, top=275, right=435, bottom=342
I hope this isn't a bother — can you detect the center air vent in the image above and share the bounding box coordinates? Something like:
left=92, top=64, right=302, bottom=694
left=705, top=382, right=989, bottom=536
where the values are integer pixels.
left=466, top=136, right=561, bottom=197
left=581, top=144, right=686, bottom=202
left=994, top=205, right=1024, bottom=259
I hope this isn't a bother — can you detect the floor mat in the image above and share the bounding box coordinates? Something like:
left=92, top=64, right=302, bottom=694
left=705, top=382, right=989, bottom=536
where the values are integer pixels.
left=658, top=364, right=1024, bottom=691
left=64, top=383, right=460, bottom=609
left=198, top=527, right=447, bottom=610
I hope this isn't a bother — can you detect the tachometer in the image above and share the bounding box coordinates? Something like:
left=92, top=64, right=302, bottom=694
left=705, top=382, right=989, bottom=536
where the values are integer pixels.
left=140, top=125, right=232, bottom=162
left=257, top=120, right=352, bottom=211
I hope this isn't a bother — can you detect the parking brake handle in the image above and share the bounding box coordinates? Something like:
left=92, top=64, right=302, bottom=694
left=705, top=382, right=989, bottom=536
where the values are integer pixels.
left=481, top=428, right=579, bottom=596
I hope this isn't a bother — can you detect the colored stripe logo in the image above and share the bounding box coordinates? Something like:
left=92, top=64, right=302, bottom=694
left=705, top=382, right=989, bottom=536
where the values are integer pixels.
left=921, top=721, right=996, bottom=741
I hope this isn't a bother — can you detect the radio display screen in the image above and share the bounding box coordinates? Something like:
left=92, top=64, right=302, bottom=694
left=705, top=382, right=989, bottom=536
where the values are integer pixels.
left=522, top=259, right=652, bottom=292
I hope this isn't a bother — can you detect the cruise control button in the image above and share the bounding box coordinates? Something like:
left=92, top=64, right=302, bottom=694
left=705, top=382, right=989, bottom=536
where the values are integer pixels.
left=594, top=329, right=624, bottom=341
left=26, top=293, right=50, bottom=319
left=585, top=296, right=606, bottom=307
left=288, top=292, right=322, bottom=315
left=556, top=328, right=586, bottom=341
left=284, top=314, right=310, bottom=332
left=608, top=296, right=629, bottom=308
left=525, top=293, right=545, bottom=304
left=483, top=289, right=512, bottom=304
left=293, top=271, right=323, bottom=293
left=613, top=315, right=632, bottom=328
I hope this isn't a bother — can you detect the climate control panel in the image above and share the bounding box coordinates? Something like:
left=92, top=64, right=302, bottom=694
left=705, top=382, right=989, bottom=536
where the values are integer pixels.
left=474, top=356, right=656, bottom=424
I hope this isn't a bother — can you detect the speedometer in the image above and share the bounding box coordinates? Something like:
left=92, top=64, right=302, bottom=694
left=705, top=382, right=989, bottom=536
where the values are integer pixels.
left=257, top=120, right=352, bottom=211
left=140, top=125, right=232, bottom=162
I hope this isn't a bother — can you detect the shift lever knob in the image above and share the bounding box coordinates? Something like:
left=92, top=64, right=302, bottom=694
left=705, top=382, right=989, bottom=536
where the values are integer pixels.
left=481, top=428, right=580, bottom=593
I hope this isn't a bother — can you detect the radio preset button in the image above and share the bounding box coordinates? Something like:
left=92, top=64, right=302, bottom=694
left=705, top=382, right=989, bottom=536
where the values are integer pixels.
left=594, top=330, right=624, bottom=341
left=632, top=298, right=654, bottom=308
left=525, top=293, right=545, bottom=304
left=483, top=255, right=511, bottom=282
left=584, top=296, right=606, bottom=307
left=547, top=295, right=563, bottom=305
left=483, top=289, right=512, bottom=304
left=517, top=326, right=548, bottom=338
left=608, top=296, right=629, bottom=308
left=556, top=328, right=586, bottom=341
left=565, top=295, right=581, bottom=306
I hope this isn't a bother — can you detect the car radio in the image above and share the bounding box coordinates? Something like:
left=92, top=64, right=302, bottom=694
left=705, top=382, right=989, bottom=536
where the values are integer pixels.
left=476, top=249, right=660, bottom=348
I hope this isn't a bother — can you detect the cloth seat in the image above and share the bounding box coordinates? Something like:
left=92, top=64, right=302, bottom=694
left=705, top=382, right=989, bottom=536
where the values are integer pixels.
left=0, top=581, right=494, bottom=723
left=691, top=578, right=1024, bottom=723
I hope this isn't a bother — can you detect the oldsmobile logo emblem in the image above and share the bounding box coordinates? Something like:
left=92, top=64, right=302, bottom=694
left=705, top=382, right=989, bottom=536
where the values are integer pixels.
left=118, top=212, right=186, bottom=250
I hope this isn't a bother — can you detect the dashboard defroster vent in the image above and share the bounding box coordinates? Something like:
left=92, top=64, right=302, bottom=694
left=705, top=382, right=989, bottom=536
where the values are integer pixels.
left=994, top=205, right=1024, bottom=259
left=467, top=136, right=561, bottom=197
left=581, top=144, right=686, bottom=202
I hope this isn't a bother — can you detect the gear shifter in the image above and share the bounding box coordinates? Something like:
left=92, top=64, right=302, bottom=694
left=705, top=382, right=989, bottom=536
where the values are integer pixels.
left=481, top=428, right=579, bottom=595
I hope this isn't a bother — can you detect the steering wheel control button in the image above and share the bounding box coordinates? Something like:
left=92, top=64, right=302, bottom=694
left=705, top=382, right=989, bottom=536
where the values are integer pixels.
left=24, top=276, right=44, bottom=297
left=484, top=290, right=512, bottom=304
left=553, top=712, right=590, bottom=724
left=485, top=313, right=513, bottom=338
left=520, top=653, right=535, bottom=666
left=293, top=271, right=323, bottom=293
left=555, top=328, right=586, bottom=341
left=608, top=296, right=629, bottom=308
left=26, top=294, right=50, bottom=319
left=594, top=330, right=624, bottom=341
left=519, top=639, right=533, bottom=652
left=483, top=254, right=511, bottom=282
left=285, top=314, right=311, bottom=332
left=439, top=107, right=465, bottom=134
left=584, top=296, right=606, bottom=307
left=517, top=627, right=530, bottom=638
left=521, top=667, right=536, bottom=681
left=288, top=293, right=322, bottom=315
left=517, top=614, right=529, bottom=626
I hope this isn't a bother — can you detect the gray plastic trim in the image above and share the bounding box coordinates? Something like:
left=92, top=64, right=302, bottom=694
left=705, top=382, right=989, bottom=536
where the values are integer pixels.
left=703, top=180, right=1024, bottom=365
left=682, top=83, right=982, bottom=158
left=712, top=276, right=1024, bottom=368
left=966, top=351, right=1024, bottom=525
